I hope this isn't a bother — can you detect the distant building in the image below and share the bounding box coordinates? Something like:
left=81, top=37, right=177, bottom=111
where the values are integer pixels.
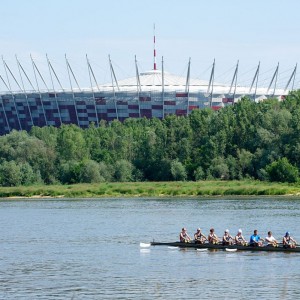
left=0, top=55, right=296, bottom=135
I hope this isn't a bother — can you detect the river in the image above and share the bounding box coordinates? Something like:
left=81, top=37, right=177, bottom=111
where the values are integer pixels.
left=0, top=197, right=300, bottom=299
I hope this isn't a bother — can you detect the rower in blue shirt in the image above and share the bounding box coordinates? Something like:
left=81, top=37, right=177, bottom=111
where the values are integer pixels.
left=249, top=229, right=264, bottom=247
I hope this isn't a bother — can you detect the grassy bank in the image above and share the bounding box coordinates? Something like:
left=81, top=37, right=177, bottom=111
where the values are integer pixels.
left=1, top=180, right=300, bottom=198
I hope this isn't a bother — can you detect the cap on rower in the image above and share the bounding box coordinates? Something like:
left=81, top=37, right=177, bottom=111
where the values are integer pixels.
left=238, top=229, right=242, bottom=233
left=225, top=229, right=229, bottom=233
left=285, top=231, right=290, bottom=236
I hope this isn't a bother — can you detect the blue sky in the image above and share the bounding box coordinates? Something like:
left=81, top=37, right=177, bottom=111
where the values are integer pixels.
left=1, top=0, right=300, bottom=89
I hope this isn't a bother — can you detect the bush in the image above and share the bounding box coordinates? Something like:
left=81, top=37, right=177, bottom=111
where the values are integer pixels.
left=58, top=161, right=81, bottom=184
left=194, top=166, right=205, bottom=181
left=170, top=160, right=187, bottom=181
left=266, top=157, right=299, bottom=183
left=20, top=163, right=43, bottom=185
left=207, top=157, right=229, bottom=180
left=0, top=161, right=22, bottom=186
left=114, top=160, right=134, bottom=182
left=79, top=160, right=103, bottom=183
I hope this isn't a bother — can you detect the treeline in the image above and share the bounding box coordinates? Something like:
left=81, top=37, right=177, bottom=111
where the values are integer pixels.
left=1, top=91, right=300, bottom=186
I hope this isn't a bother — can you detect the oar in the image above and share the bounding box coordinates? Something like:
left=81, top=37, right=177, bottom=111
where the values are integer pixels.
left=140, top=242, right=151, bottom=248
left=168, top=246, right=179, bottom=249
left=197, top=248, right=208, bottom=252
left=225, top=248, right=238, bottom=252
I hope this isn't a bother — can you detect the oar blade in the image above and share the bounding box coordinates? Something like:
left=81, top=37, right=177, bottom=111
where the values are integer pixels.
left=140, top=242, right=151, bottom=248
left=225, top=248, right=238, bottom=252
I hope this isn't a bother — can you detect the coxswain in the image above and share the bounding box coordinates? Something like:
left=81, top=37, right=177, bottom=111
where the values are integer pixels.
left=208, top=228, right=219, bottom=244
left=265, top=231, right=278, bottom=247
left=283, top=232, right=297, bottom=248
left=194, top=228, right=207, bottom=244
left=222, top=229, right=234, bottom=245
left=179, top=228, right=191, bottom=243
left=249, top=229, right=264, bottom=247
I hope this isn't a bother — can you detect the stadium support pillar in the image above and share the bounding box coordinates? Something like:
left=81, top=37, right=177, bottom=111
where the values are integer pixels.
left=86, top=54, right=100, bottom=127
left=65, top=54, right=80, bottom=126
left=266, top=63, right=279, bottom=97
left=185, top=57, right=191, bottom=115
left=0, top=97, right=10, bottom=133
left=2, top=56, right=22, bottom=130
left=31, top=55, right=50, bottom=92
left=0, top=76, right=11, bottom=132
left=284, top=64, right=297, bottom=93
left=249, top=62, right=260, bottom=101
left=228, top=60, right=239, bottom=103
left=31, top=54, right=48, bottom=126
left=162, top=56, right=165, bottom=119
left=0, top=74, right=12, bottom=132
left=135, top=55, right=142, bottom=118
left=207, top=59, right=215, bottom=108
left=109, top=55, right=119, bottom=121
left=16, top=55, right=34, bottom=127
left=47, top=55, right=64, bottom=92
left=46, top=54, right=62, bottom=126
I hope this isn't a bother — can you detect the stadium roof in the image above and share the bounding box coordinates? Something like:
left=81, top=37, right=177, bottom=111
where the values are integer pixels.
left=98, top=69, right=286, bottom=97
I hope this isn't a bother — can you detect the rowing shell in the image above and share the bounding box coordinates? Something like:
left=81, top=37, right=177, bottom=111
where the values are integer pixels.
left=150, top=241, right=300, bottom=252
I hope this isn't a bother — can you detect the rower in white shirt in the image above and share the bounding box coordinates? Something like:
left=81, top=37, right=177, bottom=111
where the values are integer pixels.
left=265, top=231, right=278, bottom=247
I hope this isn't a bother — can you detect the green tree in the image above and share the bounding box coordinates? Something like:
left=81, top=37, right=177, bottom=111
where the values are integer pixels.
left=56, top=125, right=89, bottom=162
left=266, top=158, right=299, bottom=183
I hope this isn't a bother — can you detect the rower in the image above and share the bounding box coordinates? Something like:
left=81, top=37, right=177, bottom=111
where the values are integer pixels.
left=179, top=227, right=191, bottom=243
left=249, top=229, right=264, bottom=247
left=208, top=228, right=219, bottom=244
left=283, top=232, right=297, bottom=248
left=265, top=231, right=278, bottom=247
left=234, top=229, right=247, bottom=246
left=194, top=228, right=207, bottom=244
left=222, top=229, right=234, bottom=245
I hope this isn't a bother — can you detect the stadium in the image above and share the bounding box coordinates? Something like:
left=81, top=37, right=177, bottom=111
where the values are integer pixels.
left=0, top=36, right=298, bottom=135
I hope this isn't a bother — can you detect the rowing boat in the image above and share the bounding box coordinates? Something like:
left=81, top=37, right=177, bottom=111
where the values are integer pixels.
left=150, top=241, right=300, bottom=252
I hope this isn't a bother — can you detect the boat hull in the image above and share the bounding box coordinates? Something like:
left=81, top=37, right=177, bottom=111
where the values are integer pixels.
left=150, top=241, right=300, bottom=252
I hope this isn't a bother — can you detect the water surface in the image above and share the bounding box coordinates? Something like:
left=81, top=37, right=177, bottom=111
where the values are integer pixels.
left=0, top=197, right=300, bottom=299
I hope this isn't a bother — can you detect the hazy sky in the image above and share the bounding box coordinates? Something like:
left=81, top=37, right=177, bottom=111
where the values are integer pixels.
left=1, top=0, right=299, bottom=89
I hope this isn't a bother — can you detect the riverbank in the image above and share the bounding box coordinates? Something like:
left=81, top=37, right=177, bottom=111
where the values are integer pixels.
left=1, top=180, right=300, bottom=198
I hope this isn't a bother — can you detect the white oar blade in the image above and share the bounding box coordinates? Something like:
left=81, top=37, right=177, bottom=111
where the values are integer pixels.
left=168, top=246, right=179, bottom=249
left=197, top=248, right=208, bottom=252
left=225, top=248, right=237, bottom=252
left=140, top=242, right=151, bottom=248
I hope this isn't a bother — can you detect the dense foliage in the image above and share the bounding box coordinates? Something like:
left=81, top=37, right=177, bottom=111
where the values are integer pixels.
left=1, top=91, right=300, bottom=186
